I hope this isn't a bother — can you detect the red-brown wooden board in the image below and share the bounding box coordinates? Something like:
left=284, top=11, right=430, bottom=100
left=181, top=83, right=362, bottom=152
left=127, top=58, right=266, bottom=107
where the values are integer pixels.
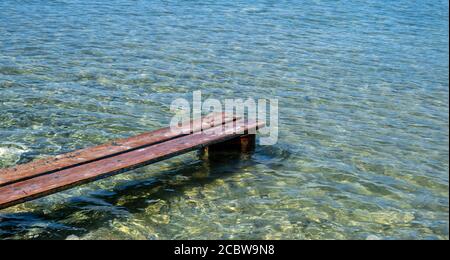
left=0, top=119, right=264, bottom=210
left=0, top=113, right=236, bottom=187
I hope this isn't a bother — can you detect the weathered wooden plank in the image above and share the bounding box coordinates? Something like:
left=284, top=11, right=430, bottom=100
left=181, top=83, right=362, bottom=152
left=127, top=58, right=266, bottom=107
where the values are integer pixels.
left=0, top=119, right=264, bottom=210
left=0, top=113, right=236, bottom=187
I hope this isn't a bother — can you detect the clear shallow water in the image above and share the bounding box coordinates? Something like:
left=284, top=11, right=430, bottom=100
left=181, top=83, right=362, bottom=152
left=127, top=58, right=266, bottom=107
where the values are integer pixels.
left=0, top=0, right=448, bottom=240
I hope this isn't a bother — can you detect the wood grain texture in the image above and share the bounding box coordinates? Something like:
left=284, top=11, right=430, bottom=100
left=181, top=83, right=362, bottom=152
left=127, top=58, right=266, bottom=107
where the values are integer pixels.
left=0, top=119, right=264, bottom=210
left=0, top=112, right=235, bottom=187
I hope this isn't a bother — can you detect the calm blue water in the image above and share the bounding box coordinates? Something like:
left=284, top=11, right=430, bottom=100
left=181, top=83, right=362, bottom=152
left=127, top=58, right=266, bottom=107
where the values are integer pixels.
left=0, top=0, right=448, bottom=240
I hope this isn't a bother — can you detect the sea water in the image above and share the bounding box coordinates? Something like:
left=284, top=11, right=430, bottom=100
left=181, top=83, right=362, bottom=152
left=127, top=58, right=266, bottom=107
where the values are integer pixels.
left=0, top=0, right=448, bottom=239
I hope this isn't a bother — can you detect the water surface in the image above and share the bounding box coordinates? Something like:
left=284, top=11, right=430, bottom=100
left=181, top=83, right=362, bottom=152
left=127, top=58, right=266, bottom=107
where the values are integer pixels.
left=0, top=0, right=448, bottom=239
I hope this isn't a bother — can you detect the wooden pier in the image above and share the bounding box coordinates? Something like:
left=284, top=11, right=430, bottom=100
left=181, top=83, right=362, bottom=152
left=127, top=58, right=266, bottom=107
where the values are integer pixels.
left=0, top=113, right=264, bottom=210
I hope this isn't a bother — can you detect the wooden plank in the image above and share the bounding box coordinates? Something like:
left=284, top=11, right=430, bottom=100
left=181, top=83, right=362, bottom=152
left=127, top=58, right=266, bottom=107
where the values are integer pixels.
left=0, top=119, right=264, bottom=210
left=0, top=113, right=236, bottom=187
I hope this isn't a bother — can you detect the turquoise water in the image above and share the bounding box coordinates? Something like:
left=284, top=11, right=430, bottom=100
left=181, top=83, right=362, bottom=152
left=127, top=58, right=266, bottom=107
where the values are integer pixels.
left=0, top=0, right=448, bottom=240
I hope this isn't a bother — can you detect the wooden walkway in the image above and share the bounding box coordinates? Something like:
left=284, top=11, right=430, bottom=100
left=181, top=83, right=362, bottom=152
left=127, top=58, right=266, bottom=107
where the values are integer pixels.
left=0, top=113, right=264, bottom=210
